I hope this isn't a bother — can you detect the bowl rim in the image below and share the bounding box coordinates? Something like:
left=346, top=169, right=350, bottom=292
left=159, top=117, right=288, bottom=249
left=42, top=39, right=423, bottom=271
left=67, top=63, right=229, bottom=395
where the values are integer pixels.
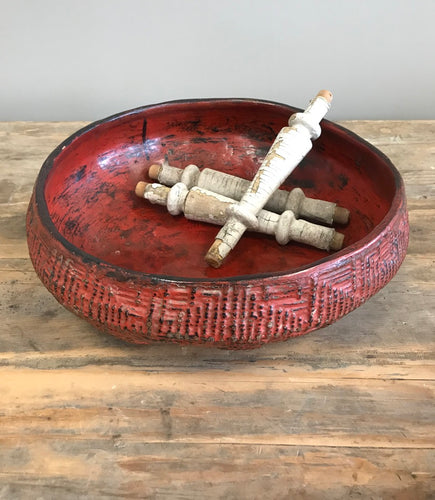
left=32, top=97, right=405, bottom=284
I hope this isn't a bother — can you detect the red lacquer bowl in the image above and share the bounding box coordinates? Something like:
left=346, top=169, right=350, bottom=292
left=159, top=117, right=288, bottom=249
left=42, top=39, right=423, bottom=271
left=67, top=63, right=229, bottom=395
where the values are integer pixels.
left=27, top=99, right=409, bottom=348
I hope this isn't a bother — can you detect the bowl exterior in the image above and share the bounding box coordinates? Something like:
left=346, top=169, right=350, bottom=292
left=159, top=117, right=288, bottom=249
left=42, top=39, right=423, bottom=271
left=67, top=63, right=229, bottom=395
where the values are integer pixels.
left=27, top=188, right=408, bottom=349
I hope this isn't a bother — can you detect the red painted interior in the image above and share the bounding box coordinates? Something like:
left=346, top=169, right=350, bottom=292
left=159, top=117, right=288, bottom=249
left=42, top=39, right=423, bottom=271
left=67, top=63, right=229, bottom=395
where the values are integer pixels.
left=44, top=100, right=395, bottom=279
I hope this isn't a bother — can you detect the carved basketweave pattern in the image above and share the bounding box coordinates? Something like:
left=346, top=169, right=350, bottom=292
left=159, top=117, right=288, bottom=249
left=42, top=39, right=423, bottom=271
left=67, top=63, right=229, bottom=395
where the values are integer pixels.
left=27, top=195, right=408, bottom=348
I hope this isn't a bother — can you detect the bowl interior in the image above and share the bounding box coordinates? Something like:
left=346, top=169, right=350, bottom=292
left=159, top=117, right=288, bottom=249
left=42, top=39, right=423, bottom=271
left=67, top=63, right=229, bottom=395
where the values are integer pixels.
left=42, top=100, right=397, bottom=279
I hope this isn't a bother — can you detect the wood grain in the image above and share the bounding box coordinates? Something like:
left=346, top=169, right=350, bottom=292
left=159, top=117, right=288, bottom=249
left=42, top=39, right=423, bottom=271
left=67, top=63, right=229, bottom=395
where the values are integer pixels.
left=0, top=121, right=434, bottom=499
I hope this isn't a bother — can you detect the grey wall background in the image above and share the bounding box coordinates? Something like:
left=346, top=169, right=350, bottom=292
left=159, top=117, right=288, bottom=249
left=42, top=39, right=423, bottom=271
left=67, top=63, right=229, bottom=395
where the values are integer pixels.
left=1, top=0, right=434, bottom=121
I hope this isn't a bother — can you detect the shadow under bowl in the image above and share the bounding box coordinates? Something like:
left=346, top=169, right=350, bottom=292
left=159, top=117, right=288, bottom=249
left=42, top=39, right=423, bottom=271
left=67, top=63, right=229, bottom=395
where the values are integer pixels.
left=27, top=99, right=409, bottom=348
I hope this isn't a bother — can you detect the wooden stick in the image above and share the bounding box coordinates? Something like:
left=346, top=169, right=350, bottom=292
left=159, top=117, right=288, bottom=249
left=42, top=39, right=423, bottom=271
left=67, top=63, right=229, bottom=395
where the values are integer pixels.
left=148, top=162, right=350, bottom=226
left=135, top=181, right=344, bottom=252
left=205, top=90, right=333, bottom=267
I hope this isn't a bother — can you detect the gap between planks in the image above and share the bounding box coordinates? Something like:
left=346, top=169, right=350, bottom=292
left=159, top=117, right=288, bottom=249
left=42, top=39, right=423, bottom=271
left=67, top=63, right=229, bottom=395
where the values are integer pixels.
left=0, top=435, right=433, bottom=451
left=0, top=353, right=434, bottom=381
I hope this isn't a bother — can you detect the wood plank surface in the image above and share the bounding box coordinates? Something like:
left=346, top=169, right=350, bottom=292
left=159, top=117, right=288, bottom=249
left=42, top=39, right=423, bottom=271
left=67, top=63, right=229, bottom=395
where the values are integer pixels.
left=0, top=121, right=434, bottom=499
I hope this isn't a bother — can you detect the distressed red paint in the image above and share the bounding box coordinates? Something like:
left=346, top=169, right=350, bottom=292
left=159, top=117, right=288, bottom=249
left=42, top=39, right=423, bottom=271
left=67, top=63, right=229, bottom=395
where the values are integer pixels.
left=26, top=99, right=409, bottom=348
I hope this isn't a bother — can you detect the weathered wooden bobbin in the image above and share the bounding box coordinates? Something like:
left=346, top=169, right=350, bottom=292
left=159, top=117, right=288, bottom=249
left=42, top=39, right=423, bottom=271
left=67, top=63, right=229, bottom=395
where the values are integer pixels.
left=205, top=90, right=334, bottom=267
left=148, top=162, right=349, bottom=226
left=135, top=181, right=344, bottom=252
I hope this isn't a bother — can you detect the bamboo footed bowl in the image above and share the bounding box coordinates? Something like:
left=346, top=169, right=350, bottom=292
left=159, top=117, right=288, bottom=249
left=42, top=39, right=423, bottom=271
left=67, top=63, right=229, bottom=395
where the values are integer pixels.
left=26, top=99, right=409, bottom=348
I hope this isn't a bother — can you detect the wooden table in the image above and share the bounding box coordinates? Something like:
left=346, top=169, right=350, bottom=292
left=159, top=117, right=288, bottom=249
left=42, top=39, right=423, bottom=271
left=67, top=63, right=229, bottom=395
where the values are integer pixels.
left=0, top=121, right=434, bottom=499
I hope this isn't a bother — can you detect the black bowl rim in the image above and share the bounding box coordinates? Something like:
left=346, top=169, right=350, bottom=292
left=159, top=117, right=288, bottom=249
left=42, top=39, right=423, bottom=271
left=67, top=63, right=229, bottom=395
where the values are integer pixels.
left=32, top=97, right=406, bottom=284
